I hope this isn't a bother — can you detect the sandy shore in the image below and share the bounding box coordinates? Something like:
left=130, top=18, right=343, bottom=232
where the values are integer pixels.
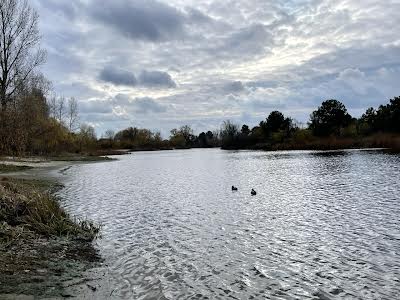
left=0, top=156, right=113, bottom=180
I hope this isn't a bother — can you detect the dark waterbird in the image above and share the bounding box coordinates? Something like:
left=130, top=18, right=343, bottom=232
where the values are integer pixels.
left=251, top=189, right=257, bottom=196
left=232, top=186, right=238, bottom=191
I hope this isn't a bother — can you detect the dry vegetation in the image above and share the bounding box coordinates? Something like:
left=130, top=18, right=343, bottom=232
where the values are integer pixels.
left=0, top=164, right=33, bottom=173
left=0, top=177, right=102, bottom=297
left=0, top=178, right=100, bottom=242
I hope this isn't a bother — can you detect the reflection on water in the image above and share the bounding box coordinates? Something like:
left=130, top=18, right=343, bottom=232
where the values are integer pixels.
left=58, top=149, right=400, bottom=299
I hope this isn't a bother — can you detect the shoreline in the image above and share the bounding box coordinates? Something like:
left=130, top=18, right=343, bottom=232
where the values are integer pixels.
left=0, top=156, right=111, bottom=298
left=0, top=155, right=115, bottom=180
left=0, top=148, right=397, bottom=298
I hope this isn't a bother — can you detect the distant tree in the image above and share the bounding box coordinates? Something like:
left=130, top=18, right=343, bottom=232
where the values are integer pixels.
left=374, top=96, right=400, bottom=133
left=179, top=125, right=194, bottom=145
left=104, top=129, right=115, bottom=141
left=260, top=111, right=293, bottom=136
left=195, top=131, right=216, bottom=148
left=265, top=111, right=285, bottom=132
left=250, top=126, right=263, bottom=141
left=309, top=99, right=352, bottom=136
left=78, top=124, right=96, bottom=151
left=113, top=126, right=166, bottom=149
left=115, top=127, right=138, bottom=143
left=388, top=96, right=400, bottom=132
left=198, top=132, right=207, bottom=147
left=359, top=107, right=376, bottom=134
left=103, top=129, right=115, bottom=148
left=153, top=131, right=162, bottom=144
left=241, top=124, right=250, bottom=135
left=169, top=128, right=186, bottom=148
left=80, top=124, right=96, bottom=140
left=220, top=120, right=239, bottom=148
left=0, top=0, right=46, bottom=112
left=56, top=97, right=67, bottom=125
left=211, top=130, right=220, bottom=147
left=48, top=94, right=57, bottom=119
left=170, top=125, right=195, bottom=148
left=206, top=131, right=214, bottom=140
left=361, top=107, right=376, bottom=123
left=48, top=95, right=68, bottom=125
left=67, top=97, right=79, bottom=132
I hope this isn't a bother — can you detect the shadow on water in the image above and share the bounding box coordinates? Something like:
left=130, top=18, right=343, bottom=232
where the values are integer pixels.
left=308, top=150, right=350, bottom=157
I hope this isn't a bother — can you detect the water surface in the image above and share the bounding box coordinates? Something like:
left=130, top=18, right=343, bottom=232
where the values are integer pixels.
left=58, top=149, right=400, bottom=299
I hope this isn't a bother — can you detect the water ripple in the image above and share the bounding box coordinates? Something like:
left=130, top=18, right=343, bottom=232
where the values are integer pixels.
left=57, top=149, right=400, bottom=299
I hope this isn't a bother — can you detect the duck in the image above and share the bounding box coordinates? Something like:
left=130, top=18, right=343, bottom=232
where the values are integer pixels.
left=251, top=189, right=257, bottom=196
left=232, top=185, right=238, bottom=191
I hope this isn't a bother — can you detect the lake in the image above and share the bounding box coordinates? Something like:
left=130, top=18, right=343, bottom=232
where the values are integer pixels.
left=58, top=149, right=400, bottom=299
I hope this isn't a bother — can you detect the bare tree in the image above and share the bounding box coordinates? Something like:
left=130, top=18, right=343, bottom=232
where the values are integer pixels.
left=0, top=0, right=46, bottom=111
left=104, top=129, right=115, bottom=148
left=78, top=123, right=96, bottom=151
left=48, top=94, right=57, bottom=119
left=56, top=96, right=66, bottom=125
left=67, top=97, right=79, bottom=131
left=104, top=129, right=115, bottom=140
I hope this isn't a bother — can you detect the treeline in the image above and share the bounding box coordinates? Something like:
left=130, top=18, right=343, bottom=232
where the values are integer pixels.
left=2, top=87, right=399, bottom=156
left=218, top=97, right=400, bottom=150
left=0, top=0, right=98, bottom=156
left=1, top=1, right=399, bottom=156
left=99, top=97, right=400, bottom=152
left=0, top=71, right=98, bottom=156
left=98, top=125, right=220, bottom=151
left=0, top=80, right=98, bottom=155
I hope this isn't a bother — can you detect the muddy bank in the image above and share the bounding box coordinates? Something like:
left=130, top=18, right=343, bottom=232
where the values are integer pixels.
left=0, top=155, right=115, bottom=181
left=0, top=230, right=106, bottom=298
left=0, top=163, right=110, bottom=298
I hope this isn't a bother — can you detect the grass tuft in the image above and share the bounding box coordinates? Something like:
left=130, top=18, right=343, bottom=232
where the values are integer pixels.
left=0, top=179, right=100, bottom=242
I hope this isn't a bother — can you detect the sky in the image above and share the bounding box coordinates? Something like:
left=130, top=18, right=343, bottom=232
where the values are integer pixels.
left=31, top=0, right=400, bottom=137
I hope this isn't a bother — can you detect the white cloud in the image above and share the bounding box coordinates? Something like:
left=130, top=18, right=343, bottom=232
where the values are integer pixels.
left=32, top=0, right=400, bottom=135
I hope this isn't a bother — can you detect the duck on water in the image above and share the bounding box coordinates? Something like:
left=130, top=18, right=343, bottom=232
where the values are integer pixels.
left=232, top=186, right=257, bottom=196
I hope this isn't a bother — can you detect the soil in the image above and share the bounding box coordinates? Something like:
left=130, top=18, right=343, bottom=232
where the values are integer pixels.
left=0, top=233, right=108, bottom=298
left=0, top=158, right=113, bottom=299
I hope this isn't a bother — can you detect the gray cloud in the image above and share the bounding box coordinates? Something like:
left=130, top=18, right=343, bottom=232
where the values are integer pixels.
left=138, top=70, right=177, bottom=88
left=33, top=0, right=79, bottom=19
left=218, top=24, right=274, bottom=56
left=79, top=94, right=167, bottom=119
left=31, top=0, right=400, bottom=136
left=185, top=8, right=214, bottom=24
left=79, top=100, right=113, bottom=114
left=98, top=67, right=176, bottom=89
left=90, top=0, right=185, bottom=42
left=99, top=67, right=137, bottom=87
left=134, top=97, right=168, bottom=114
left=222, top=81, right=245, bottom=93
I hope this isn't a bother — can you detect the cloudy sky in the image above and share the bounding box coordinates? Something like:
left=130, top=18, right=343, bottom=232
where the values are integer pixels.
left=32, top=0, right=400, bottom=136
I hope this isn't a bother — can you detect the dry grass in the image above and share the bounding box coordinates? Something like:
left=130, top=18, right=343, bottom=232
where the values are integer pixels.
left=0, top=178, right=100, bottom=242
left=0, top=164, right=33, bottom=173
